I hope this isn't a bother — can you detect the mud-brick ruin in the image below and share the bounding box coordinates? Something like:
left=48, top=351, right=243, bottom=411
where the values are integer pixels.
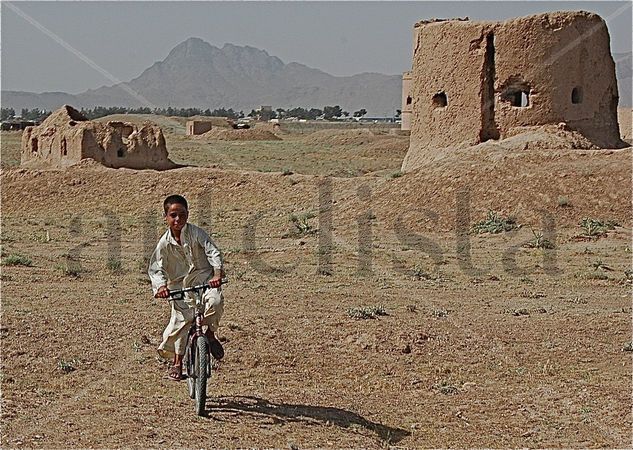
left=186, top=120, right=213, bottom=136
left=402, top=11, right=623, bottom=172
left=21, top=105, right=176, bottom=170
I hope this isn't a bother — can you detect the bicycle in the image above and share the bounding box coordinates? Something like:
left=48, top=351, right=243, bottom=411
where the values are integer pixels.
left=166, top=279, right=227, bottom=416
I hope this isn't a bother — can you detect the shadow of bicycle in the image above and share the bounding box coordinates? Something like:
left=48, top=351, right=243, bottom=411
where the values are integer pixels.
left=206, top=395, right=410, bottom=444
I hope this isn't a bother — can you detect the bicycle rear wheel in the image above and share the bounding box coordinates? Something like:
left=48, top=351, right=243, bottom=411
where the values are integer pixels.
left=195, top=336, right=209, bottom=416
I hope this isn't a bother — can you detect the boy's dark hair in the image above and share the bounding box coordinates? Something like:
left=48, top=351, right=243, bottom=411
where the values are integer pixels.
left=163, top=194, right=188, bottom=214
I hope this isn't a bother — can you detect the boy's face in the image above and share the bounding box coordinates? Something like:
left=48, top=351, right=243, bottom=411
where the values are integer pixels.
left=165, top=203, right=188, bottom=233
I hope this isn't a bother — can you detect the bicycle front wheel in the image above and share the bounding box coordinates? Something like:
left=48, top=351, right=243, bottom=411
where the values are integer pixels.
left=185, top=344, right=196, bottom=399
left=195, top=336, right=209, bottom=416
left=187, top=370, right=196, bottom=399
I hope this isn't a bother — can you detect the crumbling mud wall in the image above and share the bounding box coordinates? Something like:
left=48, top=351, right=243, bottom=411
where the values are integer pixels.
left=402, top=11, right=624, bottom=172
left=21, top=105, right=177, bottom=170
left=186, top=120, right=213, bottom=135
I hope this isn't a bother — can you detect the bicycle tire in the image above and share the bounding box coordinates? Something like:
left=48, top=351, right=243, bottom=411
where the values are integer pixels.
left=187, top=369, right=196, bottom=399
left=195, top=336, right=209, bottom=416
left=185, top=344, right=195, bottom=399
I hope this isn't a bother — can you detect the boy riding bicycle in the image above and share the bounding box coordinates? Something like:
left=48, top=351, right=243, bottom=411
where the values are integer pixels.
left=148, top=194, right=225, bottom=381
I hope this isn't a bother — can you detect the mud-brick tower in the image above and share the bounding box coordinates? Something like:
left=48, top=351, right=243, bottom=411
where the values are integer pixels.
left=402, top=11, right=623, bottom=171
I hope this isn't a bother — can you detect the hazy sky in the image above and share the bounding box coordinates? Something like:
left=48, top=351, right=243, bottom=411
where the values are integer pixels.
left=2, top=1, right=631, bottom=94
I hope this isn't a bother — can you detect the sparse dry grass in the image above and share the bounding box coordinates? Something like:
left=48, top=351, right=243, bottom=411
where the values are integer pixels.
left=0, top=116, right=631, bottom=448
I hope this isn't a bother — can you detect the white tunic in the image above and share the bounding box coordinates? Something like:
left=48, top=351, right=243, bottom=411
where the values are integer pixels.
left=148, top=223, right=224, bottom=359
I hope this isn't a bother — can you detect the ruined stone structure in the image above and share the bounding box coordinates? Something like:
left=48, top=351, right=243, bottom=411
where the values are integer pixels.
left=186, top=120, right=213, bottom=135
left=21, top=105, right=176, bottom=170
left=402, top=11, right=623, bottom=172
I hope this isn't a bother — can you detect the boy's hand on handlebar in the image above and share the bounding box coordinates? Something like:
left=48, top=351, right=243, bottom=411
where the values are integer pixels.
left=208, top=275, right=222, bottom=289
left=155, top=286, right=170, bottom=298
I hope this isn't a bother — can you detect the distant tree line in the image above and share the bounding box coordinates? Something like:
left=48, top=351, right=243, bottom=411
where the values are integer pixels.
left=2, top=104, right=371, bottom=123
left=249, top=105, right=368, bottom=121
left=78, top=106, right=242, bottom=120
left=1, top=108, right=52, bottom=121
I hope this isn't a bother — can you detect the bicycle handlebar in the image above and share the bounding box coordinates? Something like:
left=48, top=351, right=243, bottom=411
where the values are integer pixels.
left=167, top=278, right=229, bottom=300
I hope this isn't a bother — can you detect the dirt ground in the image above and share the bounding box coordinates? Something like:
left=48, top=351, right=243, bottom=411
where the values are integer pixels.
left=1, top=118, right=631, bottom=448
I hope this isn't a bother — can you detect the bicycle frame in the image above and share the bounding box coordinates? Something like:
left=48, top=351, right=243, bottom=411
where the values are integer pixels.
left=167, top=280, right=227, bottom=380
left=185, top=289, right=211, bottom=381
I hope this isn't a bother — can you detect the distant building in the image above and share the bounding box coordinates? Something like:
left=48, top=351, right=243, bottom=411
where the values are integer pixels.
left=186, top=120, right=213, bottom=135
left=401, top=71, right=413, bottom=131
left=1, top=120, right=35, bottom=131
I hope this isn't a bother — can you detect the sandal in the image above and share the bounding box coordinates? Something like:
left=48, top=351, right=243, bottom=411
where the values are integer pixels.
left=168, top=364, right=182, bottom=381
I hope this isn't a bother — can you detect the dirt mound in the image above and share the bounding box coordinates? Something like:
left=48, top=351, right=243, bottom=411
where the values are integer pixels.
left=357, top=137, right=410, bottom=158
left=195, top=128, right=282, bottom=141
left=0, top=166, right=317, bottom=219
left=340, top=145, right=632, bottom=231
left=500, top=125, right=600, bottom=149
left=302, top=128, right=393, bottom=146
left=68, top=158, right=105, bottom=169
left=254, top=122, right=284, bottom=135
left=403, top=125, right=607, bottom=171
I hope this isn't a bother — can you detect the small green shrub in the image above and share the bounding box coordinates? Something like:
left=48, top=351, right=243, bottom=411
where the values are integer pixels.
left=524, top=229, right=555, bottom=249
left=347, top=305, right=388, bottom=319
left=471, top=211, right=518, bottom=234
left=281, top=168, right=294, bottom=176
left=388, top=171, right=403, bottom=179
left=557, top=196, right=571, bottom=207
left=431, top=381, right=459, bottom=395
left=56, top=264, right=80, bottom=278
left=582, top=271, right=609, bottom=281
left=411, top=265, right=439, bottom=281
left=288, top=212, right=317, bottom=237
left=520, top=289, right=546, bottom=299
left=57, top=358, right=79, bottom=374
left=106, top=257, right=123, bottom=274
left=590, top=259, right=612, bottom=271
left=580, top=218, right=618, bottom=237
left=2, top=254, right=32, bottom=267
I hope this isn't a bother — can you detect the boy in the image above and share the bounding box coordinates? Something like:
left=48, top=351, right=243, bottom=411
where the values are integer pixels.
left=148, top=194, right=225, bottom=381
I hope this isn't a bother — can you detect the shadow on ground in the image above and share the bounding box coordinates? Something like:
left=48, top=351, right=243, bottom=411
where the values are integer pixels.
left=207, top=395, right=410, bottom=444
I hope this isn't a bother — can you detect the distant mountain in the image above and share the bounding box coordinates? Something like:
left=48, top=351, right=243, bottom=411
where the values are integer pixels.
left=2, top=38, right=401, bottom=117
left=2, top=90, right=79, bottom=112
left=2, top=39, right=630, bottom=115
